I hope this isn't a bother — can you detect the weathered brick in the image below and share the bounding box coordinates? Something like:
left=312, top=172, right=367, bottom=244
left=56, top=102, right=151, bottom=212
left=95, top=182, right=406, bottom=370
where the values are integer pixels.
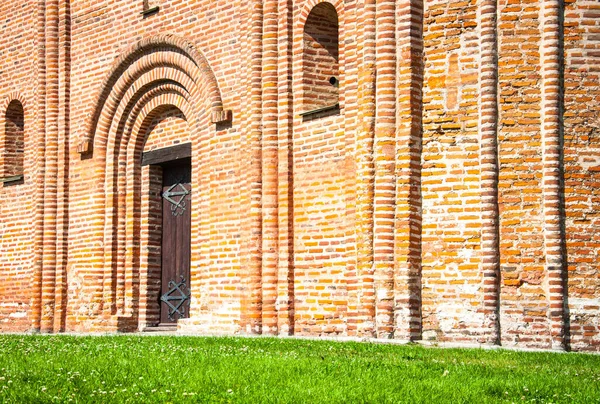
left=0, top=0, right=597, bottom=352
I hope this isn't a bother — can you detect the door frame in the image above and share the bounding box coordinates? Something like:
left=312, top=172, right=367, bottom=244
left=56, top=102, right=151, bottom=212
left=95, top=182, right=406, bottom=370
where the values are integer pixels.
left=140, top=144, right=193, bottom=328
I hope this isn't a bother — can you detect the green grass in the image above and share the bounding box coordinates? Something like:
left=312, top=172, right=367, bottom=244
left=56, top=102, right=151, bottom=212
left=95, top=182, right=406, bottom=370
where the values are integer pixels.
left=0, top=335, right=598, bottom=403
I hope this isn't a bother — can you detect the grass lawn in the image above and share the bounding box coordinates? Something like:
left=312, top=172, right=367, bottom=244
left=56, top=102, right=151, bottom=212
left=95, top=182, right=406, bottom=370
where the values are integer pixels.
left=0, top=335, right=598, bottom=403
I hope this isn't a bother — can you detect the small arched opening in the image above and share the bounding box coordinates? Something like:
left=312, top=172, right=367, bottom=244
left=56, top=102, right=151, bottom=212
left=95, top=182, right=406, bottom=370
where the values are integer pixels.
left=3, top=100, right=24, bottom=181
left=302, top=2, right=339, bottom=113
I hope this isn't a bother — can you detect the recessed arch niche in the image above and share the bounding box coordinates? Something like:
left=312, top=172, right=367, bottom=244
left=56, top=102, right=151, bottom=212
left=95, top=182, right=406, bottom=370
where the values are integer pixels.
left=83, top=34, right=228, bottom=331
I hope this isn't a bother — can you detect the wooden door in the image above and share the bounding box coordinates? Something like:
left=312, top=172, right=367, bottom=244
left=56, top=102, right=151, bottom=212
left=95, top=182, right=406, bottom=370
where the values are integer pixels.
left=160, top=160, right=191, bottom=324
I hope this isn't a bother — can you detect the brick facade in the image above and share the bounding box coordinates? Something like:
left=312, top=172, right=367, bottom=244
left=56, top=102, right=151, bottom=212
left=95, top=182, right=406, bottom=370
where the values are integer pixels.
left=0, top=0, right=598, bottom=352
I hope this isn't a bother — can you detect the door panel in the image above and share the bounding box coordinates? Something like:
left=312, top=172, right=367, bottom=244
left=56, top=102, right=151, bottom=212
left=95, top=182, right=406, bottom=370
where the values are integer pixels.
left=160, top=160, right=191, bottom=324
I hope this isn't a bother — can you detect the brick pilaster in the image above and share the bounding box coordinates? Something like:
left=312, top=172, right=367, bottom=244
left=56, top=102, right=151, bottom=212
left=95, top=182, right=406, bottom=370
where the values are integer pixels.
left=261, top=0, right=280, bottom=335
left=31, top=0, right=47, bottom=333
left=40, top=0, right=60, bottom=333
left=355, top=0, right=376, bottom=337
left=540, top=0, right=567, bottom=351
left=393, top=0, right=423, bottom=341
left=343, top=0, right=359, bottom=337
left=240, top=0, right=264, bottom=334
left=479, top=0, right=501, bottom=345
left=373, top=0, right=396, bottom=339
left=276, top=0, right=294, bottom=336
left=54, top=0, right=71, bottom=332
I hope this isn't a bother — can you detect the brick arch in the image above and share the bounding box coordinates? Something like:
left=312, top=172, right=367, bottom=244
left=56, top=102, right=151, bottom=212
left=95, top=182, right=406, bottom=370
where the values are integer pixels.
left=298, top=0, right=343, bottom=26
left=0, top=92, right=28, bottom=113
left=103, top=77, right=193, bottom=159
left=101, top=82, right=196, bottom=320
left=104, top=83, right=192, bottom=208
left=80, top=34, right=227, bottom=154
left=124, top=102, right=195, bottom=327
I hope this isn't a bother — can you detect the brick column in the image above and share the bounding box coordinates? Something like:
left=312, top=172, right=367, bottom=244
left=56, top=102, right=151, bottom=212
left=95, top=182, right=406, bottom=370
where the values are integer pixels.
left=31, top=0, right=47, bottom=333
left=276, top=0, right=294, bottom=336
left=355, top=0, right=377, bottom=337
left=393, top=0, right=424, bottom=341
left=54, top=0, right=71, bottom=332
left=479, top=0, right=501, bottom=345
left=40, top=0, right=59, bottom=333
left=373, top=0, right=396, bottom=339
left=343, top=0, right=359, bottom=337
left=240, top=0, right=263, bottom=334
left=540, top=0, right=567, bottom=351
left=261, top=0, right=279, bottom=335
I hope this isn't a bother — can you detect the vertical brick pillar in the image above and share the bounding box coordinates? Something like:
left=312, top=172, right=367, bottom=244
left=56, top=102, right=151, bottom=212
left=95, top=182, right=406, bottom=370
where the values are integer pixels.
left=240, top=0, right=263, bottom=334
left=373, top=0, right=396, bottom=339
left=478, top=0, right=501, bottom=345
left=355, top=0, right=377, bottom=337
left=393, top=0, right=424, bottom=341
left=40, top=0, right=60, bottom=333
left=54, top=0, right=71, bottom=332
left=540, top=0, right=567, bottom=351
left=261, top=0, right=279, bottom=335
left=276, top=0, right=294, bottom=336
left=343, top=0, right=359, bottom=337
left=31, top=0, right=47, bottom=333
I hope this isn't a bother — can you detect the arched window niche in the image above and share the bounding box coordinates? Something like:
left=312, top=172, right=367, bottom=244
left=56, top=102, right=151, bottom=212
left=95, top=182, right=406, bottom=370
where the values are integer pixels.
left=2, top=100, right=25, bottom=185
left=301, top=2, right=340, bottom=117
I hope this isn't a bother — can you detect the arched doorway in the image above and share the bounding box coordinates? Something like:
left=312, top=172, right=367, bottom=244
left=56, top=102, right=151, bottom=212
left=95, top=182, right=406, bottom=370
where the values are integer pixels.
left=80, top=35, right=231, bottom=332
left=140, top=106, right=193, bottom=326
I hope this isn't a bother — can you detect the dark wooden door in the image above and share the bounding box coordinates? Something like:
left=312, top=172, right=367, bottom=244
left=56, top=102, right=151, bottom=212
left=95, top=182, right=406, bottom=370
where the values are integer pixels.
left=160, top=160, right=191, bottom=324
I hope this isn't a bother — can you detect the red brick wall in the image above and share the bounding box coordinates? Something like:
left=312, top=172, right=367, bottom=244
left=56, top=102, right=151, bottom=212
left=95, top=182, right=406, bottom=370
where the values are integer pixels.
left=421, top=0, right=483, bottom=343
left=65, top=0, right=246, bottom=333
left=292, top=113, right=348, bottom=335
left=0, top=0, right=37, bottom=333
left=0, top=0, right=598, bottom=352
left=497, top=0, right=548, bottom=348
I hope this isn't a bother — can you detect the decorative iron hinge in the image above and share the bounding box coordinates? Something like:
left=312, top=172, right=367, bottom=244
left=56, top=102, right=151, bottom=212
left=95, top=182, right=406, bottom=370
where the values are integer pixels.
left=160, top=277, right=190, bottom=321
left=162, top=180, right=190, bottom=216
